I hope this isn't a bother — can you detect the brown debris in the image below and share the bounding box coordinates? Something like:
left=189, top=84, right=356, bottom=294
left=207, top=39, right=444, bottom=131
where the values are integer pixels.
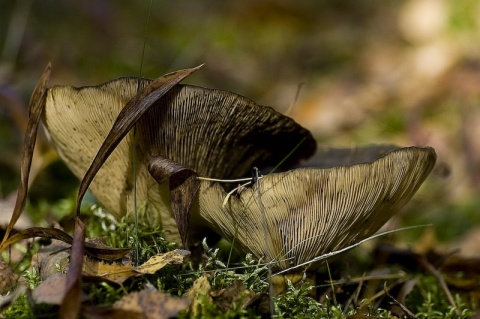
left=113, top=288, right=190, bottom=319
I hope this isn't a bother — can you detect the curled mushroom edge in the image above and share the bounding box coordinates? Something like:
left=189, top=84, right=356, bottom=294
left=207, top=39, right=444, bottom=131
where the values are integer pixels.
left=194, top=146, right=436, bottom=271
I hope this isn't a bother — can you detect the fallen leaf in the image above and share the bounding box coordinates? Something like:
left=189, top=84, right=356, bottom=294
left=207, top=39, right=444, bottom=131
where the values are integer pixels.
left=113, top=288, right=190, bottom=319
left=81, top=305, right=142, bottom=319
left=0, top=261, right=18, bottom=295
left=32, top=273, right=67, bottom=305
left=210, top=281, right=256, bottom=312
left=1, top=63, right=51, bottom=245
left=185, top=275, right=212, bottom=316
left=59, top=217, right=85, bottom=319
left=83, top=259, right=136, bottom=284
left=148, top=157, right=200, bottom=249
left=32, top=240, right=70, bottom=279
left=136, top=249, right=190, bottom=274
left=0, top=226, right=131, bottom=260
left=83, top=249, right=190, bottom=284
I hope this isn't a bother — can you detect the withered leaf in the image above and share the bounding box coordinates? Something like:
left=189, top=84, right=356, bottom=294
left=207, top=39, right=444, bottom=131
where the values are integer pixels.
left=60, top=217, right=85, bottom=319
left=83, top=259, right=136, bottom=284
left=81, top=305, right=143, bottom=319
left=148, top=157, right=200, bottom=248
left=76, top=66, right=202, bottom=217
left=186, top=276, right=211, bottom=299
left=32, top=273, right=67, bottom=305
left=136, top=249, right=190, bottom=274
left=83, top=249, right=190, bottom=284
left=113, top=288, right=190, bottom=319
left=32, top=240, right=70, bottom=279
left=0, top=261, right=18, bottom=295
left=185, top=276, right=212, bottom=316
left=210, top=281, right=256, bottom=313
left=83, top=240, right=132, bottom=261
left=1, top=63, right=51, bottom=246
left=0, top=226, right=131, bottom=260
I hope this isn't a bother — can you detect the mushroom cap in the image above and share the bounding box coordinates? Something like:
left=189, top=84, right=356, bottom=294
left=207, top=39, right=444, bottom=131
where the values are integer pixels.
left=43, top=77, right=315, bottom=241
left=296, top=144, right=400, bottom=168
left=196, top=146, right=436, bottom=270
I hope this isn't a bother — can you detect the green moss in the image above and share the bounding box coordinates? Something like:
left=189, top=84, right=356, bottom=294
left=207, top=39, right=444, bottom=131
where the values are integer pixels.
left=2, top=203, right=477, bottom=318
left=1, top=295, right=57, bottom=319
left=180, top=294, right=261, bottom=319
left=407, top=276, right=475, bottom=319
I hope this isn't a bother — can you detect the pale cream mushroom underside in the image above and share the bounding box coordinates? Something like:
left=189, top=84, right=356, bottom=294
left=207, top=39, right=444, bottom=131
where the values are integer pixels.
left=195, top=146, right=436, bottom=270
left=42, top=78, right=315, bottom=243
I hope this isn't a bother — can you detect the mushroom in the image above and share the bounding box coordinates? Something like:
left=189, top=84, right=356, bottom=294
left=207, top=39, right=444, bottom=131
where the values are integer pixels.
left=195, top=146, right=436, bottom=270
left=42, top=76, right=316, bottom=242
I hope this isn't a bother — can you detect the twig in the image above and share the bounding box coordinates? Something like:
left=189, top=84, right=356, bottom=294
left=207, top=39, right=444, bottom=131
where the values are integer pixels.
left=417, top=256, right=460, bottom=316
left=383, top=282, right=418, bottom=319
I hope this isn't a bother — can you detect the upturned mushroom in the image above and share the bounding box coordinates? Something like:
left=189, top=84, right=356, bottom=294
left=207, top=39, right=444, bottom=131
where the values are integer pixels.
left=42, top=73, right=316, bottom=242
left=196, top=146, right=436, bottom=270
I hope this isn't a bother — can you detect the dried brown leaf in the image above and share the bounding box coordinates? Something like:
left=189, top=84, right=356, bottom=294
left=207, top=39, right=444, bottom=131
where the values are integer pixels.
left=59, top=217, right=85, bottom=319
left=0, top=226, right=131, bottom=260
left=0, top=261, right=18, bottom=295
left=32, top=240, right=70, bottom=279
left=83, top=241, right=132, bottom=261
left=148, top=157, right=200, bottom=248
left=136, top=249, right=190, bottom=274
left=113, top=288, right=190, bottom=319
left=82, top=249, right=189, bottom=284
left=32, top=273, right=67, bottom=305
left=81, top=305, right=143, bottom=319
left=1, top=63, right=51, bottom=246
left=210, top=281, right=256, bottom=312
left=83, top=259, right=136, bottom=284
left=185, top=276, right=212, bottom=316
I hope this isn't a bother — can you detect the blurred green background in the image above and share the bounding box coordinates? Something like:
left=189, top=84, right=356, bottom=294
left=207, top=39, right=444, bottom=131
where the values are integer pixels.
left=1, top=0, right=480, bottom=250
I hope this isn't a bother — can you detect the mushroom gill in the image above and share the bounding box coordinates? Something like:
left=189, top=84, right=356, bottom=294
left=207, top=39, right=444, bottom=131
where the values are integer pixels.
left=196, top=146, right=436, bottom=270
left=42, top=77, right=315, bottom=242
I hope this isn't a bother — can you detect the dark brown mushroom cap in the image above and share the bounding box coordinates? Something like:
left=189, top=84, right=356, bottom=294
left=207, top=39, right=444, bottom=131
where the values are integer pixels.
left=295, top=144, right=400, bottom=169
left=42, top=77, right=315, bottom=241
left=196, top=146, right=436, bottom=270
left=138, top=84, right=316, bottom=179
